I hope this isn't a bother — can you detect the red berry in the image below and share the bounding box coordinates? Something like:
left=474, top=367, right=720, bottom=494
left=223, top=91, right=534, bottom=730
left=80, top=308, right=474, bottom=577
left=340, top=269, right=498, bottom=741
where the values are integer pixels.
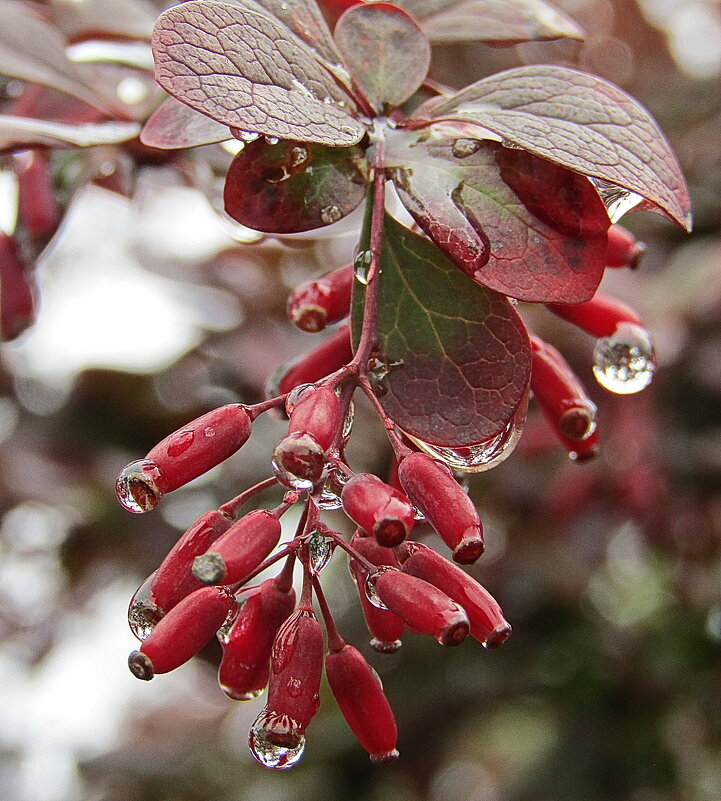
left=286, top=385, right=341, bottom=452
left=274, top=325, right=353, bottom=396
left=399, top=542, right=511, bottom=647
left=397, top=451, right=484, bottom=564
left=326, top=644, right=399, bottom=763
left=286, top=263, right=353, bottom=332
left=341, top=473, right=415, bottom=547
left=128, top=586, right=236, bottom=679
left=547, top=291, right=643, bottom=338
left=605, top=224, right=645, bottom=269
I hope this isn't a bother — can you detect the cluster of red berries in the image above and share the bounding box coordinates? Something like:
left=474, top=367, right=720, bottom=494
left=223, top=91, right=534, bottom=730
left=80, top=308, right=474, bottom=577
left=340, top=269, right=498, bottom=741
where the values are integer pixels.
left=118, top=221, right=650, bottom=768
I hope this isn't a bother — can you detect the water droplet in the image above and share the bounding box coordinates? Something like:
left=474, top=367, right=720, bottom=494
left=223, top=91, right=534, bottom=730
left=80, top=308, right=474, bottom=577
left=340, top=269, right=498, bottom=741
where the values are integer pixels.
left=286, top=676, right=303, bottom=697
left=271, top=432, right=328, bottom=491
left=128, top=573, right=164, bottom=640
left=364, top=566, right=396, bottom=609
left=592, top=322, right=656, bottom=394
left=342, top=400, right=354, bottom=445
left=315, top=466, right=347, bottom=511
left=216, top=597, right=241, bottom=644
left=354, top=250, right=372, bottom=284
left=588, top=177, right=643, bottom=223
left=290, top=146, right=308, bottom=166
left=167, top=428, right=194, bottom=457
left=203, top=426, right=216, bottom=438
left=115, top=459, right=164, bottom=513
left=320, top=205, right=342, bottom=225
left=370, top=637, right=402, bottom=654
left=285, top=383, right=313, bottom=415
left=367, top=355, right=403, bottom=398
left=249, top=711, right=305, bottom=769
left=264, top=135, right=280, bottom=145
left=451, top=138, right=482, bottom=158
left=237, top=130, right=260, bottom=142
left=405, top=393, right=528, bottom=473
left=306, top=530, right=334, bottom=573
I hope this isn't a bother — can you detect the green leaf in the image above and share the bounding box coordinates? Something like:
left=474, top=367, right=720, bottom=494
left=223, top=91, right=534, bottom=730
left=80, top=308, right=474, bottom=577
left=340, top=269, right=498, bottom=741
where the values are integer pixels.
left=334, top=3, right=431, bottom=113
left=385, top=128, right=610, bottom=303
left=224, top=138, right=368, bottom=233
left=352, top=212, right=531, bottom=446
left=417, top=65, right=692, bottom=230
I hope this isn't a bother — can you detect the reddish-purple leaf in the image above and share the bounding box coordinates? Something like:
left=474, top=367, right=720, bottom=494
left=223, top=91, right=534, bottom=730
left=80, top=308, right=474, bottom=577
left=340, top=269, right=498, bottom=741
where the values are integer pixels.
left=334, top=3, right=430, bottom=112
left=224, top=138, right=368, bottom=233
left=385, top=128, right=610, bottom=303
left=0, top=114, right=140, bottom=151
left=52, top=0, right=156, bottom=43
left=140, top=96, right=231, bottom=149
left=394, top=0, right=583, bottom=44
left=417, top=65, right=691, bottom=230
left=352, top=212, right=531, bottom=446
left=0, top=0, right=121, bottom=116
left=151, top=0, right=365, bottom=147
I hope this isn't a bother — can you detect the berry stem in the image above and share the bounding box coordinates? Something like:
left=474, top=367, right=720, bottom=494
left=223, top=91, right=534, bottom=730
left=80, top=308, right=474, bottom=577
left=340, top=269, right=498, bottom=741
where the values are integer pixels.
left=358, top=376, right=412, bottom=462
left=219, top=476, right=278, bottom=518
left=323, top=528, right=377, bottom=575
left=313, top=576, right=346, bottom=653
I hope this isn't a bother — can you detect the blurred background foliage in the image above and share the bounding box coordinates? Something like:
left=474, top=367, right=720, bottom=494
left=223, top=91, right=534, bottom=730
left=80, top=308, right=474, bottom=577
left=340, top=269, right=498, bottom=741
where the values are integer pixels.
left=1, top=0, right=720, bottom=799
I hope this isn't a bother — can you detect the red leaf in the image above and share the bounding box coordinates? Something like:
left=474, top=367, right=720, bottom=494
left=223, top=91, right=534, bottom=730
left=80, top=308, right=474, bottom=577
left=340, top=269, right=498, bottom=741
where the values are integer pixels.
left=151, top=0, right=365, bottom=146
left=418, top=65, right=692, bottom=230
left=140, top=95, right=230, bottom=149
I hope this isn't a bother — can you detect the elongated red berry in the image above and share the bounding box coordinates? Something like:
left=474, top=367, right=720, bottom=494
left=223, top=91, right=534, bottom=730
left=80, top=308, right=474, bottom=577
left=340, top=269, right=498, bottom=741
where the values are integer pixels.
left=326, top=644, right=399, bottom=763
left=219, top=578, right=296, bottom=700
left=192, top=509, right=282, bottom=585
left=397, top=451, right=484, bottom=564
left=286, top=385, right=341, bottom=452
left=341, top=473, right=415, bottom=547
left=149, top=509, right=234, bottom=612
left=372, top=568, right=469, bottom=647
left=546, top=291, right=643, bottom=338
left=13, top=149, right=60, bottom=239
left=399, top=542, right=510, bottom=647
left=116, top=404, right=252, bottom=513
left=286, top=264, right=353, bottom=332
left=350, top=532, right=404, bottom=653
left=605, top=224, right=645, bottom=268
left=274, top=325, right=352, bottom=395
left=128, top=586, right=236, bottom=679
left=530, top=337, right=597, bottom=443
left=0, top=233, right=37, bottom=341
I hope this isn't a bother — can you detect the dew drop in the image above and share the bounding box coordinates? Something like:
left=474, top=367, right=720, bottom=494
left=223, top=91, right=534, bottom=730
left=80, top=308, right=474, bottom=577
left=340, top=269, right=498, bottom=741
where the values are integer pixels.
left=167, top=428, right=195, bottom=457
left=405, top=393, right=528, bottom=473
left=286, top=676, right=303, bottom=698
left=285, top=383, right=313, bottom=415
left=115, top=459, right=164, bottom=513
left=592, top=322, right=656, bottom=394
left=367, top=355, right=403, bottom=398
left=320, top=205, right=342, bottom=225
left=370, top=637, right=402, bottom=654
left=451, top=138, right=482, bottom=158
left=216, top=597, right=241, bottom=644
left=203, top=426, right=216, bottom=438
left=290, top=145, right=308, bottom=166
left=588, top=177, right=643, bottom=223
left=342, top=399, right=354, bottom=446
left=271, top=432, right=327, bottom=491
left=306, top=529, right=334, bottom=573
left=236, top=130, right=260, bottom=142
left=264, top=135, right=280, bottom=145
left=354, top=250, right=372, bottom=284
left=127, top=572, right=165, bottom=640
left=315, top=466, right=347, bottom=511
left=364, top=566, right=396, bottom=609
left=249, top=711, right=305, bottom=769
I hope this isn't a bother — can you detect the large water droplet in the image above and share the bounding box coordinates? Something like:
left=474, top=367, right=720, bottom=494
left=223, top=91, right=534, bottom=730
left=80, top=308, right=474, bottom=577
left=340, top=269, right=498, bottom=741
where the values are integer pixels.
left=271, top=432, right=327, bottom=491
left=166, top=428, right=195, bottom=457
left=588, top=177, right=643, bottom=223
left=405, top=394, right=528, bottom=473
left=285, top=383, right=313, bottom=416
left=306, top=530, right=334, bottom=573
left=315, top=465, right=348, bottom=511
left=354, top=250, right=372, bottom=284
left=249, top=711, right=305, bottom=769
left=216, top=597, right=241, bottom=644
left=364, top=566, right=396, bottom=609
left=592, top=322, right=656, bottom=394
left=115, top=459, right=164, bottom=513
left=128, top=573, right=164, bottom=640
left=236, top=130, right=260, bottom=142
left=451, top=138, right=482, bottom=158
left=320, top=205, right=342, bottom=225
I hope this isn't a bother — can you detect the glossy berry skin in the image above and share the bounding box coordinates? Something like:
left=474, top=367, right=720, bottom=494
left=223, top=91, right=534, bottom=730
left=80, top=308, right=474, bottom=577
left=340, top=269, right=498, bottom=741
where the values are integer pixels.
left=146, top=404, right=252, bottom=493
left=350, top=532, right=405, bottom=652
left=128, top=586, right=236, bottom=679
left=399, top=542, right=511, bottom=647
left=397, top=451, right=484, bottom=564
left=193, top=509, right=282, bottom=585
left=373, top=568, right=470, bottom=647
left=264, top=609, right=325, bottom=744
left=547, top=291, right=643, bottom=338
left=286, top=263, right=353, bottom=332
left=530, top=337, right=597, bottom=443
left=326, top=644, right=398, bottom=763
left=219, top=578, right=296, bottom=700
left=286, top=385, right=341, bottom=452
left=341, top=473, right=415, bottom=547
left=276, top=325, right=353, bottom=395
left=149, top=509, right=234, bottom=612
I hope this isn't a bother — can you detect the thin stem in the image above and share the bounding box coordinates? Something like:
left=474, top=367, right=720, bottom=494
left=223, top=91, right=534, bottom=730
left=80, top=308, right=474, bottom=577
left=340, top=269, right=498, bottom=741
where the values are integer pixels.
left=313, top=576, right=345, bottom=653
left=357, top=376, right=412, bottom=462
left=227, top=539, right=301, bottom=594
left=324, top=528, right=377, bottom=574
left=219, top=476, right=278, bottom=518
left=246, top=395, right=288, bottom=420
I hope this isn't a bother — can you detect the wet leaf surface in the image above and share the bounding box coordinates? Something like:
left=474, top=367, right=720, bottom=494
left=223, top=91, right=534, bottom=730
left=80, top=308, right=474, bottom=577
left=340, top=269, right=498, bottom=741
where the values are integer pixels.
left=334, top=3, right=430, bottom=112
left=140, top=96, right=231, bottom=149
left=394, top=0, right=583, bottom=44
left=151, top=0, right=365, bottom=146
left=385, top=129, right=610, bottom=303
left=352, top=212, right=531, bottom=446
left=419, top=65, right=692, bottom=230
left=224, top=138, right=368, bottom=233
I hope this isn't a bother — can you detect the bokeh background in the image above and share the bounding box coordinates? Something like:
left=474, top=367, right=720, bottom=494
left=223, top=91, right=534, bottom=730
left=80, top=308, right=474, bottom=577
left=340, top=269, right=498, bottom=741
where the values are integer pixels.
left=1, top=0, right=720, bottom=799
